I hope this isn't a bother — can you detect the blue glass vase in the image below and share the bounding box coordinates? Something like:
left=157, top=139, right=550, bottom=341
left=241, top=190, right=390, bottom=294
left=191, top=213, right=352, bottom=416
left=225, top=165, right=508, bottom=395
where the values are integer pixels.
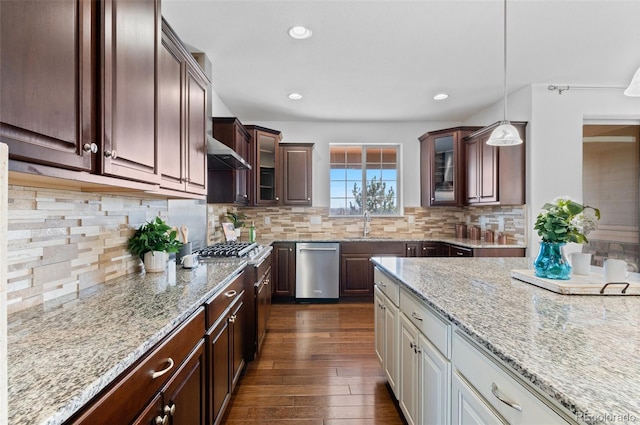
left=533, top=242, right=572, bottom=280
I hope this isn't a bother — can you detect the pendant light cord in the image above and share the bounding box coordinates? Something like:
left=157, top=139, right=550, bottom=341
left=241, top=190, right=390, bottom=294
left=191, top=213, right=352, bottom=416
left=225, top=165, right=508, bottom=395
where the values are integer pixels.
left=502, top=0, right=508, bottom=121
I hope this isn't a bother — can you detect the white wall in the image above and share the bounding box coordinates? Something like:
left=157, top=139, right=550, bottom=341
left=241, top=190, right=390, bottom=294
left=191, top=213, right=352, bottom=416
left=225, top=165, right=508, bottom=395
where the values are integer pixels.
left=465, top=84, right=640, bottom=254
left=248, top=120, right=460, bottom=208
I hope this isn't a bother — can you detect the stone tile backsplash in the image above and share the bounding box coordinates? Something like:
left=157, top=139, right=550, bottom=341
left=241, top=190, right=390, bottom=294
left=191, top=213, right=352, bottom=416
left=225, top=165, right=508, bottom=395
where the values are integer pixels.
left=6, top=185, right=170, bottom=314
left=7, top=184, right=525, bottom=313
left=209, top=204, right=526, bottom=245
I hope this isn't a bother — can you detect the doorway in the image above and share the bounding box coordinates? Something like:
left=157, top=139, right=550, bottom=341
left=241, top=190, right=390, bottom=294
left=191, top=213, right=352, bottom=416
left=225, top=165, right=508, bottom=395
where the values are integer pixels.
left=582, top=124, right=640, bottom=270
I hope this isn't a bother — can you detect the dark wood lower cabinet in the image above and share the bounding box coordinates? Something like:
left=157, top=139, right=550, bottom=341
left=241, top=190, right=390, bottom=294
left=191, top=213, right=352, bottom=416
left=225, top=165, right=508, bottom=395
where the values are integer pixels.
left=272, top=242, right=296, bottom=299
left=65, top=270, right=259, bottom=425
left=208, top=311, right=231, bottom=425
left=161, top=340, right=206, bottom=425
left=340, top=242, right=405, bottom=297
left=67, top=309, right=206, bottom=425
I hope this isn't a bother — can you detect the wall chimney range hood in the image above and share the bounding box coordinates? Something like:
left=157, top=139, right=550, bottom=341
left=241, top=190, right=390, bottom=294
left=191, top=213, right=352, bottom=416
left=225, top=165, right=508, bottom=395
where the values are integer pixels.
left=206, top=136, right=251, bottom=170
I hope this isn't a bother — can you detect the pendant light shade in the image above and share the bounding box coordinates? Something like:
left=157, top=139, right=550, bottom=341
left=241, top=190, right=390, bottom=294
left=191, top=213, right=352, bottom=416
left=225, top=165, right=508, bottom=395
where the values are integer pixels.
left=624, top=66, right=640, bottom=97
left=487, top=0, right=522, bottom=146
left=487, top=120, right=522, bottom=146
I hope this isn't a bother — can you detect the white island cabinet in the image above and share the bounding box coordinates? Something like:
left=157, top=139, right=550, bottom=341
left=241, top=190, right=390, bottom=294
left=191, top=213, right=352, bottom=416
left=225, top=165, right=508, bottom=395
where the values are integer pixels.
left=373, top=268, right=400, bottom=398
left=373, top=259, right=579, bottom=425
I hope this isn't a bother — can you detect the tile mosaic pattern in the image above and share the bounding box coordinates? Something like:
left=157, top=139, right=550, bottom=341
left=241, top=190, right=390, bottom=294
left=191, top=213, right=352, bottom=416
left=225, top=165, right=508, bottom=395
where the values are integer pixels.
left=7, top=259, right=246, bottom=425
left=6, top=185, right=171, bottom=313
left=211, top=205, right=527, bottom=244
left=373, top=256, right=640, bottom=425
left=6, top=183, right=525, bottom=313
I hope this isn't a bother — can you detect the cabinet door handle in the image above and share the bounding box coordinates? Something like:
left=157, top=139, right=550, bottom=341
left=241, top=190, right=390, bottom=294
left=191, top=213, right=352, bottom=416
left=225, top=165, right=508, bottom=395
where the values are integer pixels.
left=229, top=314, right=237, bottom=323
left=491, top=383, right=523, bottom=411
left=276, top=196, right=280, bottom=201
left=151, top=358, right=175, bottom=379
left=83, top=143, right=98, bottom=153
left=456, top=251, right=464, bottom=256
left=376, top=282, right=386, bottom=287
left=411, top=311, right=423, bottom=321
left=224, top=290, right=237, bottom=298
left=155, top=415, right=168, bottom=425
left=104, top=149, right=117, bottom=159
left=164, top=403, right=176, bottom=416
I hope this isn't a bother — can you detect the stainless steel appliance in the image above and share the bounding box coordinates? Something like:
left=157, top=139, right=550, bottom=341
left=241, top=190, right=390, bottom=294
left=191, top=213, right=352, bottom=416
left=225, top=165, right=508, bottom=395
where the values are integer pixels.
left=295, top=242, right=340, bottom=302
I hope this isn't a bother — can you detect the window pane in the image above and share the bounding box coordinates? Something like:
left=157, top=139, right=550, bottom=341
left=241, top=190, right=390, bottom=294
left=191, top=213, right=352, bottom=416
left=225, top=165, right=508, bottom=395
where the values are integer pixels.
left=329, top=144, right=400, bottom=216
left=345, top=146, right=362, bottom=164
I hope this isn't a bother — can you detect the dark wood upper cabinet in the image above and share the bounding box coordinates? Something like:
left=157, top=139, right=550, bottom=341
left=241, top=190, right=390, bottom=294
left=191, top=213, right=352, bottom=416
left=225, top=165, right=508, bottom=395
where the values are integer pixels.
left=158, top=21, right=186, bottom=192
left=419, top=127, right=480, bottom=207
left=281, top=143, right=313, bottom=206
left=209, top=118, right=252, bottom=204
left=0, top=0, right=96, bottom=171
left=464, top=122, right=526, bottom=206
left=158, top=20, right=208, bottom=196
left=184, top=63, right=208, bottom=195
left=246, top=125, right=282, bottom=206
left=101, top=0, right=160, bottom=183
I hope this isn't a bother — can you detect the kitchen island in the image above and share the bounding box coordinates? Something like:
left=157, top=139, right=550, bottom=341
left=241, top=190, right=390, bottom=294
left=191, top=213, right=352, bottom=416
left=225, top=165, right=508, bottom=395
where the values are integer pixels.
left=7, top=259, right=246, bottom=425
left=372, top=256, right=639, bottom=425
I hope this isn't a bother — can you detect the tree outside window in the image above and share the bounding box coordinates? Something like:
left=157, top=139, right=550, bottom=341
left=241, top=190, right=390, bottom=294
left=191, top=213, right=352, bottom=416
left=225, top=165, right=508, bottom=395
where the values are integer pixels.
left=330, top=144, right=399, bottom=216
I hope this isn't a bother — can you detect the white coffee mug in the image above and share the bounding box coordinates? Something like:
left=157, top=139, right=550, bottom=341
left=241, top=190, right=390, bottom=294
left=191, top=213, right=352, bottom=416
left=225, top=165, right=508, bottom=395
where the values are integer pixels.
left=604, top=258, right=628, bottom=282
left=181, top=253, right=198, bottom=269
left=570, top=252, right=592, bottom=275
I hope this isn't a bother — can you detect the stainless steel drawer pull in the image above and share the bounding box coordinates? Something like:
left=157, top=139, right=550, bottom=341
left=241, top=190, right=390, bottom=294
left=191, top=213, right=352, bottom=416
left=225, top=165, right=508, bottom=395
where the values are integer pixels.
left=224, top=290, right=237, bottom=298
left=456, top=251, right=464, bottom=256
left=151, top=358, right=175, bottom=379
left=411, top=312, right=423, bottom=321
left=155, top=415, right=168, bottom=425
left=491, top=383, right=522, bottom=411
left=229, top=314, right=237, bottom=323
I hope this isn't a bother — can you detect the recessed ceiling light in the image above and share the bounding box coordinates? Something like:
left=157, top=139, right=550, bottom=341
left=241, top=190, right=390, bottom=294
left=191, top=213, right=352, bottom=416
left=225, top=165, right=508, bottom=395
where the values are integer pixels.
left=288, top=26, right=312, bottom=40
left=433, top=93, right=449, bottom=100
left=288, top=93, right=303, bottom=100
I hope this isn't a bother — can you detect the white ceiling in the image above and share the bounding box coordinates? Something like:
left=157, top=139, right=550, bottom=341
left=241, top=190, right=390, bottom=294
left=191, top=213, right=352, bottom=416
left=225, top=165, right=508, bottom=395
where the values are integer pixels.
left=162, top=0, right=640, bottom=123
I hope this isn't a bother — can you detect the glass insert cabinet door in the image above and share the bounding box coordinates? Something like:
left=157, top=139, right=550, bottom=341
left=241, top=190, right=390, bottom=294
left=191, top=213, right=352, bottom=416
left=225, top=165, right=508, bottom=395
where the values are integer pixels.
left=257, top=132, right=277, bottom=203
left=432, top=135, right=455, bottom=203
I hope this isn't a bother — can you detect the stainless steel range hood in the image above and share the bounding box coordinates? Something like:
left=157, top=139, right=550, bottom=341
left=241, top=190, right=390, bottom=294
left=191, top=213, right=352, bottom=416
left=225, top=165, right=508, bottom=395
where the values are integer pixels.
left=207, top=136, right=251, bottom=170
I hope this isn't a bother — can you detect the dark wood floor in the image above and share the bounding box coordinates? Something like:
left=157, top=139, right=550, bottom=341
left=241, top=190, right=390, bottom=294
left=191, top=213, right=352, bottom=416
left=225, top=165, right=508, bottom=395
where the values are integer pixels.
left=222, top=302, right=406, bottom=425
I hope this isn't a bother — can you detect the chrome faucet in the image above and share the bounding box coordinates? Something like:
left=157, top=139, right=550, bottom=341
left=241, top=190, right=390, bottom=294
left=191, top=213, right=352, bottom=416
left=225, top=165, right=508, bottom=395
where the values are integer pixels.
left=363, top=210, right=371, bottom=237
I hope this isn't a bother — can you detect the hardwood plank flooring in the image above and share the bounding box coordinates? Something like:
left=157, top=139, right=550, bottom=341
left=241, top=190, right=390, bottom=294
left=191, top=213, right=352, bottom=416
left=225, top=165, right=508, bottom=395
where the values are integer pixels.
left=222, top=302, right=406, bottom=425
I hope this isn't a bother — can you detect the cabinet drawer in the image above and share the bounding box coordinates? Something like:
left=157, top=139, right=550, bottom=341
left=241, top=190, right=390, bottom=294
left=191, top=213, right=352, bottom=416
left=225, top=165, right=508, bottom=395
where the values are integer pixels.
left=453, top=331, right=569, bottom=425
left=206, top=271, right=245, bottom=329
left=400, top=288, right=450, bottom=358
left=450, top=245, right=473, bottom=257
left=373, top=267, right=399, bottom=306
left=70, top=308, right=205, bottom=424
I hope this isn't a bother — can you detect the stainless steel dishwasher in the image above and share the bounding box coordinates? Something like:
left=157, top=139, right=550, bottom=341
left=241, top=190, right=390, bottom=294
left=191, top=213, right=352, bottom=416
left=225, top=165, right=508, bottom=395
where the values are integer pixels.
left=296, top=242, right=340, bottom=302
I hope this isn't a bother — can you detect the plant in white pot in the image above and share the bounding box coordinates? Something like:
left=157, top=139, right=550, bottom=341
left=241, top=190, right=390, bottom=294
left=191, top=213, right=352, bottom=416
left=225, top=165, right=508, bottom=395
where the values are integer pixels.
left=226, top=210, right=247, bottom=238
left=128, top=217, right=182, bottom=272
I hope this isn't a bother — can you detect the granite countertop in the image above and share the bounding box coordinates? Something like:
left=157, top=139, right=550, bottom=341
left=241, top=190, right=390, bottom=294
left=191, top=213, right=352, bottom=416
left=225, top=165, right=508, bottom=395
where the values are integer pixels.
left=7, top=259, right=247, bottom=425
left=371, top=256, right=640, bottom=425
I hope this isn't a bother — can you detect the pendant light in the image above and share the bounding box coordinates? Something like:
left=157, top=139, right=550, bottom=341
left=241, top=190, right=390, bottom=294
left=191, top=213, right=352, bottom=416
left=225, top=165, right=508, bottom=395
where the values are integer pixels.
left=487, top=0, right=522, bottom=146
left=624, top=67, right=640, bottom=96
left=624, top=3, right=640, bottom=96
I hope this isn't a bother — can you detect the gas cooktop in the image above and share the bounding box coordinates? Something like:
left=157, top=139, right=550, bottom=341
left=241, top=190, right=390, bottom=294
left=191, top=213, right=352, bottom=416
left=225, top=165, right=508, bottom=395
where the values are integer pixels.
left=193, top=242, right=258, bottom=258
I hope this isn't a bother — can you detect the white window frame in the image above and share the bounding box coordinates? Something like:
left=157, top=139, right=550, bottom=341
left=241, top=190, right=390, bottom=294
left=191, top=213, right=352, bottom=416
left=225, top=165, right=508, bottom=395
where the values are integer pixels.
left=328, top=143, right=403, bottom=217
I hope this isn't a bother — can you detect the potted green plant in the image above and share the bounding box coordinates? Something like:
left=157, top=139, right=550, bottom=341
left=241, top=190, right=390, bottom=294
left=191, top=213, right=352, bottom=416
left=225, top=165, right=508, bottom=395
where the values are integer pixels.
left=128, top=217, right=182, bottom=272
left=226, top=210, right=247, bottom=238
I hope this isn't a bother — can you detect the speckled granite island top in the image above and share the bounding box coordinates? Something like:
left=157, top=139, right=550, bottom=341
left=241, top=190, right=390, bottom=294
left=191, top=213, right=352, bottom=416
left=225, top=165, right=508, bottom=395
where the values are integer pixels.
left=7, top=259, right=246, bottom=425
left=371, top=257, right=640, bottom=425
